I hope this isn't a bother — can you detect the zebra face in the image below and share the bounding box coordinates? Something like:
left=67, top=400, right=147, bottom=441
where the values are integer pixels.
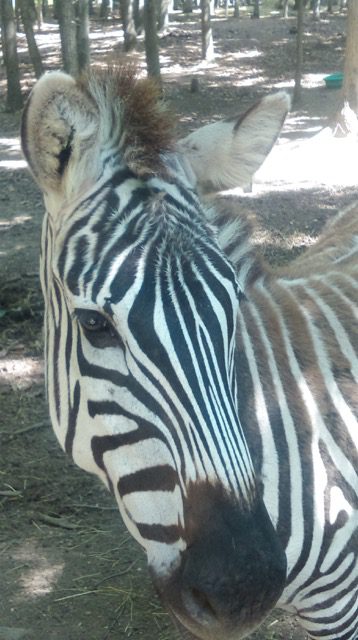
left=21, top=68, right=287, bottom=640
left=55, top=187, right=254, bottom=550
left=47, top=180, right=286, bottom=638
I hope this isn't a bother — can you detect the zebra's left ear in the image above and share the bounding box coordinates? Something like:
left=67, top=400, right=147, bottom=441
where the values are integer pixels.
left=178, top=92, right=290, bottom=193
left=21, top=72, right=99, bottom=195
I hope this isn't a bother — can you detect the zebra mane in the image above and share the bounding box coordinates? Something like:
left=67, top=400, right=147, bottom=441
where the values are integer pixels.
left=207, top=198, right=265, bottom=290
left=78, top=65, right=175, bottom=177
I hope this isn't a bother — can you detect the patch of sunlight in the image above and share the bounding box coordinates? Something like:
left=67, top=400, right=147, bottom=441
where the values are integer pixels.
left=162, top=58, right=218, bottom=76
left=253, top=229, right=315, bottom=250
left=0, top=137, right=21, bottom=152
left=0, top=357, right=43, bottom=390
left=0, top=159, right=28, bottom=169
left=302, top=73, right=330, bottom=89
left=17, top=26, right=60, bottom=53
left=0, top=137, right=25, bottom=169
left=21, top=565, right=63, bottom=598
left=0, top=216, right=32, bottom=229
left=228, top=49, right=263, bottom=60
left=272, top=79, right=294, bottom=90
left=89, top=28, right=122, bottom=41
left=255, top=127, right=358, bottom=190
left=12, top=541, right=64, bottom=601
left=233, top=75, right=266, bottom=88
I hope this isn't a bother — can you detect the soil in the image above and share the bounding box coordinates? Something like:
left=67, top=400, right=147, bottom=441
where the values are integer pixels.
left=0, top=6, right=357, bottom=640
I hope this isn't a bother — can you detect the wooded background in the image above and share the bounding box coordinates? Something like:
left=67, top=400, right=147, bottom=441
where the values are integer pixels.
left=0, top=0, right=357, bottom=132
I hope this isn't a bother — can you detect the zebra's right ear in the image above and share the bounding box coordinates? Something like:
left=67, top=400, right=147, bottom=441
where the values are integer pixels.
left=21, top=72, right=99, bottom=195
left=178, top=92, right=290, bottom=193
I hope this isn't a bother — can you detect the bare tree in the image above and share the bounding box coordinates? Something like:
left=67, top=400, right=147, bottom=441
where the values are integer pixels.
left=99, top=0, right=110, bottom=18
left=293, top=0, right=304, bottom=105
left=57, top=0, right=90, bottom=76
left=76, top=0, right=90, bottom=71
left=18, top=0, right=44, bottom=78
left=201, top=0, right=214, bottom=61
left=144, top=0, right=160, bottom=79
left=0, top=0, right=23, bottom=110
left=334, top=0, right=358, bottom=135
left=58, top=0, right=79, bottom=76
left=34, top=0, right=43, bottom=29
left=183, top=0, right=193, bottom=12
left=341, top=0, right=358, bottom=112
left=119, top=0, right=137, bottom=50
left=41, top=0, right=49, bottom=21
left=312, top=0, right=320, bottom=19
left=157, top=0, right=171, bottom=31
left=252, top=0, right=260, bottom=18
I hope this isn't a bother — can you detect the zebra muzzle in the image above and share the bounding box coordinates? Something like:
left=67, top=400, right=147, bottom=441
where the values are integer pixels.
left=151, top=495, right=287, bottom=640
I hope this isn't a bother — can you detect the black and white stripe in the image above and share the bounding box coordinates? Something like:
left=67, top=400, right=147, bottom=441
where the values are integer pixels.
left=41, top=165, right=258, bottom=555
left=217, top=203, right=358, bottom=640
left=23, top=69, right=357, bottom=640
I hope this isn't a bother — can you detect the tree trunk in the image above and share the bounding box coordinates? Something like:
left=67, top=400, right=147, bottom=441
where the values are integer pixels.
left=76, top=0, right=90, bottom=71
left=283, top=0, right=289, bottom=17
left=341, top=0, right=358, bottom=112
left=53, top=0, right=59, bottom=20
left=58, top=0, right=79, bottom=76
left=233, top=0, right=239, bottom=18
left=252, top=0, right=260, bottom=18
left=0, top=0, right=23, bottom=111
left=144, top=0, right=160, bottom=79
left=333, top=0, right=358, bottom=135
left=34, top=0, right=43, bottom=29
left=133, top=0, right=144, bottom=32
left=157, top=0, right=171, bottom=31
left=119, top=0, right=137, bottom=50
left=201, top=0, right=214, bottom=60
left=100, top=0, right=110, bottom=17
left=42, top=0, right=48, bottom=19
left=183, top=0, right=193, bottom=13
left=312, top=0, right=320, bottom=19
left=293, top=0, right=304, bottom=105
left=18, top=0, right=44, bottom=78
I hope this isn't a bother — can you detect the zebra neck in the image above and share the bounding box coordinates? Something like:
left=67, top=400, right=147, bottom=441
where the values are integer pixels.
left=235, top=270, right=357, bottom=604
left=207, top=200, right=265, bottom=291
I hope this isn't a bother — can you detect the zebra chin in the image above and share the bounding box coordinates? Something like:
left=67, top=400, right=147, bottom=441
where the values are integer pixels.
left=149, top=490, right=287, bottom=640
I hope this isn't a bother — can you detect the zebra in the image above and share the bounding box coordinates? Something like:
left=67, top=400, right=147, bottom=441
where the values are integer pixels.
left=20, top=66, right=357, bottom=640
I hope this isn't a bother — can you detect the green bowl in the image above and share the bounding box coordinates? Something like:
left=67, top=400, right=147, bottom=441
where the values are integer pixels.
left=324, top=73, right=343, bottom=89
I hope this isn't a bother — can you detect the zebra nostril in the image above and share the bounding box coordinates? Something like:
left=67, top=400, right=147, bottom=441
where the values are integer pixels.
left=183, top=586, right=217, bottom=623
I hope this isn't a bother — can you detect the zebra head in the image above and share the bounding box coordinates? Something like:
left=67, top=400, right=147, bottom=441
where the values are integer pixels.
left=21, top=67, right=288, bottom=640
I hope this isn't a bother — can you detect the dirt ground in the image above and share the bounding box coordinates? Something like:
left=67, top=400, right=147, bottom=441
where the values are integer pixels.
left=0, top=7, right=357, bottom=640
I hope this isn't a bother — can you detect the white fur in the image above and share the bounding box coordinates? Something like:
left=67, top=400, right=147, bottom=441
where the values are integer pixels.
left=178, top=92, right=290, bottom=192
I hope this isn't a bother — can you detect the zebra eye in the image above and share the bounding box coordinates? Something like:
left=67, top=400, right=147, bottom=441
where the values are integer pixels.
left=75, top=309, right=121, bottom=349
left=76, top=309, right=109, bottom=332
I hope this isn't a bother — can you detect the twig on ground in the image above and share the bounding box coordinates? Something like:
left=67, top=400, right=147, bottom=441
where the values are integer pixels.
left=68, top=503, right=117, bottom=511
left=0, top=490, right=22, bottom=497
left=32, top=512, right=79, bottom=530
left=1, top=420, right=49, bottom=437
left=94, top=562, right=137, bottom=587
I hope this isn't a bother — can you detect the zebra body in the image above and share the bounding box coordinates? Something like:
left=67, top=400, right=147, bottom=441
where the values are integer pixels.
left=210, top=200, right=358, bottom=637
left=21, top=68, right=357, bottom=640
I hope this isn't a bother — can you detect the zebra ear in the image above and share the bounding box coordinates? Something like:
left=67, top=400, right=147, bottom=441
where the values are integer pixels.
left=21, top=72, right=99, bottom=195
left=178, top=92, right=290, bottom=193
